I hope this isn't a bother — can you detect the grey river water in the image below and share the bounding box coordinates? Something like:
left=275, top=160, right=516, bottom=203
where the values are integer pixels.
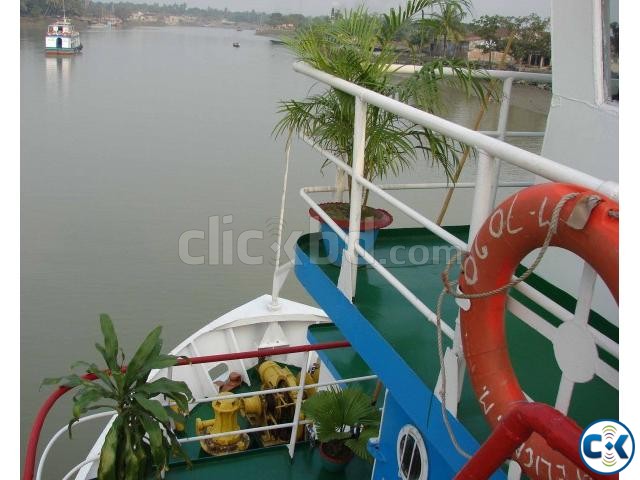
left=21, top=22, right=549, bottom=476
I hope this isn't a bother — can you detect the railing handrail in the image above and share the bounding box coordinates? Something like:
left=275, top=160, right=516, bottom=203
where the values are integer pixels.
left=293, top=61, right=618, bottom=201
left=190, top=373, right=378, bottom=405
left=36, top=412, right=115, bottom=480
left=303, top=181, right=533, bottom=193
left=301, top=135, right=468, bottom=251
left=24, top=340, right=350, bottom=480
left=388, top=64, right=553, bottom=83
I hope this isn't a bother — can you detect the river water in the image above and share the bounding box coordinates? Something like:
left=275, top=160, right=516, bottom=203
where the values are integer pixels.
left=20, top=22, right=549, bottom=476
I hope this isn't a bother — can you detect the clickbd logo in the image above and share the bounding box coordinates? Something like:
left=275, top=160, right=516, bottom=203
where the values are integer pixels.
left=579, top=419, right=635, bottom=474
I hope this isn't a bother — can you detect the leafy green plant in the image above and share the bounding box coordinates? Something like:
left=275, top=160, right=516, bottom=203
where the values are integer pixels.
left=302, top=387, right=381, bottom=461
left=43, top=315, right=193, bottom=479
left=274, top=0, right=492, bottom=206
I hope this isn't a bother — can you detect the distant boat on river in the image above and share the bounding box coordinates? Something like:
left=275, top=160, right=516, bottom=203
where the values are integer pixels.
left=45, top=17, right=82, bottom=55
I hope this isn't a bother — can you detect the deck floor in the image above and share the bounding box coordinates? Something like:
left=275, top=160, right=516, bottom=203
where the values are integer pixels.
left=163, top=443, right=372, bottom=479
left=299, top=227, right=618, bottom=442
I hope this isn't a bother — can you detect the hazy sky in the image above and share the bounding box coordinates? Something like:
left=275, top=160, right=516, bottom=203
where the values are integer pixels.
left=183, top=0, right=551, bottom=18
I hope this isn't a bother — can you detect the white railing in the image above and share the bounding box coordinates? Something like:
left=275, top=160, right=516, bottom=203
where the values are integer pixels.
left=293, top=62, right=618, bottom=201
left=44, top=358, right=377, bottom=480
left=293, top=61, right=619, bottom=435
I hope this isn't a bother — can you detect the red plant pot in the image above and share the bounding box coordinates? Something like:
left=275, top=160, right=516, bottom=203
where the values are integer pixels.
left=309, top=202, right=393, bottom=266
left=318, top=442, right=354, bottom=472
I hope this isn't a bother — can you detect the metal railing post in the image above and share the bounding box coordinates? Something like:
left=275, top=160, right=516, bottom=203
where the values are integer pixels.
left=468, top=149, right=498, bottom=242
left=490, top=77, right=514, bottom=207
left=288, top=351, right=312, bottom=459
left=335, top=168, right=347, bottom=202
left=337, top=96, right=367, bottom=300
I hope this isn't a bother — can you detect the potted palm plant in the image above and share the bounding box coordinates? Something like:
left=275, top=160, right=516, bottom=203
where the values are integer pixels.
left=302, top=387, right=381, bottom=472
left=43, top=315, right=193, bottom=479
left=274, top=0, right=489, bottom=265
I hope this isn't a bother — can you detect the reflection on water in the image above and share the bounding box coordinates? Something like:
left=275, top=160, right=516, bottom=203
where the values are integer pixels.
left=45, top=56, right=72, bottom=98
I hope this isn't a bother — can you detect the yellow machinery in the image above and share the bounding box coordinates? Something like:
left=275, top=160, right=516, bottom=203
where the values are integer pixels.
left=196, top=361, right=321, bottom=454
left=169, top=403, right=185, bottom=432
left=242, top=360, right=319, bottom=447
left=195, top=392, right=250, bottom=456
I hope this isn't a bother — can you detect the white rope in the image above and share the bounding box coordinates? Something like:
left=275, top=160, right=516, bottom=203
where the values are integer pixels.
left=434, top=192, right=580, bottom=459
left=270, top=133, right=293, bottom=308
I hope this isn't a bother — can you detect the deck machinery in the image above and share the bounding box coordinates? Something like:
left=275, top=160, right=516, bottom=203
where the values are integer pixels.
left=195, top=360, right=319, bottom=454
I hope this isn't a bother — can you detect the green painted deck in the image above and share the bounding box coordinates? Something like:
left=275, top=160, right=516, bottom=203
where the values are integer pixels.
left=162, top=443, right=372, bottom=479
left=298, top=227, right=618, bottom=443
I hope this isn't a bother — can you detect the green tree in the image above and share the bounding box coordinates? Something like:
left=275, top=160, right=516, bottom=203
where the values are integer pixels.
left=268, top=12, right=284, bottom=26
left=471, top=14, right=515, bottom=67
left=427, top=0, right=469, bottom=58
left=511, top=14, right=550, bottom=66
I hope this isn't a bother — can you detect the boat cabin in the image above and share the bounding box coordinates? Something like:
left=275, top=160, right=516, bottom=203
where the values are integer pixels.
left=45, top=18, right=82, bottom=54
left=47, top=19, right=74, bottom=36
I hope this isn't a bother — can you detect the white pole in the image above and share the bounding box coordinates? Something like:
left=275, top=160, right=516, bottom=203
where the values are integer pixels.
left=468, top=150, right=498, bottom=242
left=490, top=77, right=514, bottom=206
left=337, top=96, right=367, bottom=299
left=288, top=351, right=312, bottom=458
left=270, top=136, right=293, bottom=309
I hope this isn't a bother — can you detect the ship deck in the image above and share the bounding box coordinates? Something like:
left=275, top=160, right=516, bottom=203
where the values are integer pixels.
left=157, top=362, right=374, bottom=479
left=296, top=227, right=618, bottom=444
left=136, top=226, right=617, bottom=479
left=159, top=442, right=372, bottom=479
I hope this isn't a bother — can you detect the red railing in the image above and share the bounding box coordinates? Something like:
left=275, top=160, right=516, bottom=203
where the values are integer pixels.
left=454, top=402, right=611, bottom=480
left=24, top=340, right=350, bottom=480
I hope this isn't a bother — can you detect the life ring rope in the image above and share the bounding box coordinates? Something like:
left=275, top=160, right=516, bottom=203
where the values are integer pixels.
left=433, top=190, right=582, bottom=460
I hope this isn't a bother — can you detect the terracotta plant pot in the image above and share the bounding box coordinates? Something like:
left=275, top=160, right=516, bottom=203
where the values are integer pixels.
left=318, top=442, right=354, bottom=472
left=309, top=202, right=393, bottom=266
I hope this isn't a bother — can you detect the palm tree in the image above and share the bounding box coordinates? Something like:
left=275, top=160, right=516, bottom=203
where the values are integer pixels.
left=274, top=0, right=490, bottom=205
left=302, top=387, right=381, bottom=461
left=428, top=0, right=469, bottom=58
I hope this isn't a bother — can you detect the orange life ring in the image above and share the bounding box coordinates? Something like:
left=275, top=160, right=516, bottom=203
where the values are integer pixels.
left=459, top=183, right=618, bottom=480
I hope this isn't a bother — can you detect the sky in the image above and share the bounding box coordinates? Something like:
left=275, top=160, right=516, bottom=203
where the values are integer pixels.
left=182, top=0, right=551, bottom=18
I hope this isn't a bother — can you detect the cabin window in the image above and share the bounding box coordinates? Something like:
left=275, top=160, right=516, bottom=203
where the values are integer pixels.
left=397, top=425, right=428, bottom=480
left=602, top=0, right=619, bottom=103
left=208, top=363, right=229, bottom=383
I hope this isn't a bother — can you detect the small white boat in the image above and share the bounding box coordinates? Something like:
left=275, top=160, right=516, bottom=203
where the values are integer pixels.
left=45, top=17, right=82, bottom=55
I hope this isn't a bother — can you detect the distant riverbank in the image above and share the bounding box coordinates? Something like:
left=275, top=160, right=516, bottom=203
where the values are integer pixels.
left=21, top=14, right=261, bottom=30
